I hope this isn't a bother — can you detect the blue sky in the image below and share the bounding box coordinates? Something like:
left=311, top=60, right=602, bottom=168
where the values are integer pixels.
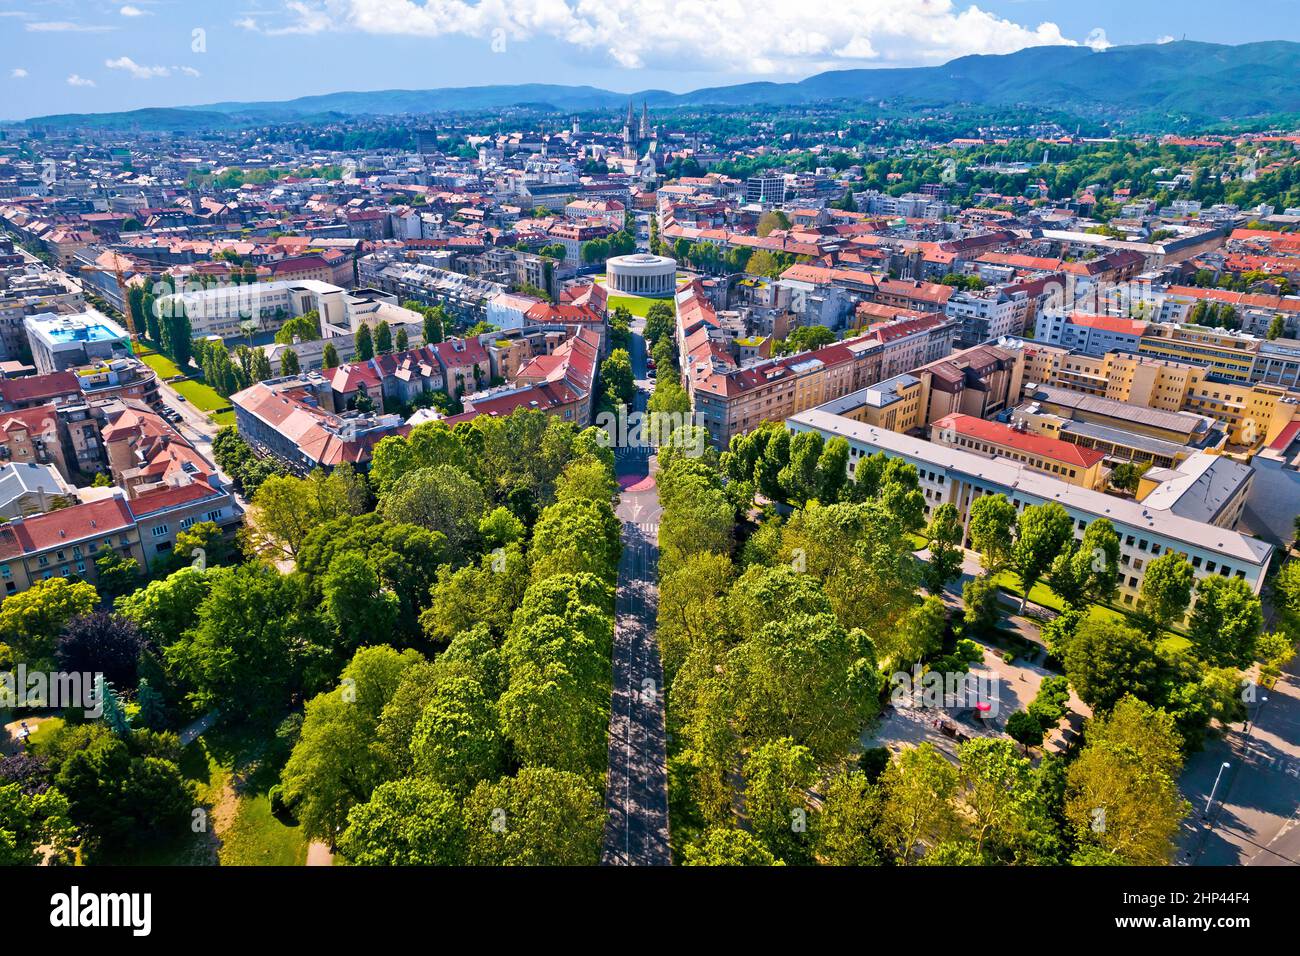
left=2, top=0, right=1298, bottom=120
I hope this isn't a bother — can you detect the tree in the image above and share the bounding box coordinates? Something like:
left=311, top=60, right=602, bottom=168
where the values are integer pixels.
left=528, top=497, right=621, bottom=584
left=280, top=646, right=423, bottom=846
left=600, top=347, right=635, bottom=409
left=422, top=306, right=446, bottom=346
left=338, top=777, right=466, bottom=865
left=962, top=574, right=1001, bottom=636
left=0, top=577, right=98, bottom=666
left=463, top=767, right=604, bottom=865
left=1267, top=314, right=1286, bottom=340
left=247, top=469, right=366, bottom=561
left=727, top=611, right=880, bottom=761
left=410, top=673, right=504, bottom=795
left=280, top=348, right=301, bottom=376
left=1006, top=710, right=1045, bottom=751
left=52, top=726, right=191, bottom=859
left=1063, top=619, right=1160, bottom=713
left=354, top=322, right=374, bottom=361
left=92, top=551, right=141, bottom=600
left=379, top=465, right=486, bottom=562
left=554, top=457, right=617, bottom=505
left=921, top=503, right=964, bottom=595
left=1139, top=551, right=1195, bottom=633
left=1108, top=460, right=1150, bottom=493
left=1009, top=503, right=1074, bottom=611
left=643, top=303, right=676, bottom=349
left=167, top=520, right=231, bottom=575
left=1066, top=696, right=1189, bottom=864
left=56, top=613, right=147, bottom=691
left=322, top=342, right=341, bottom=369
left=0, top=781, right=75, bottom=865
left=815, top=770, right=885, bottom=865
left=395, top=326, right=409, bottom=351
left=756, top=210, right=790, bottom=237
left=1186, top=575, right=1263, bottom=668
left=321, top=552, right=401, bottom=651
left=683, top=828, right=781, bottom=866
left=274, top=313, right=321, bottom=344
left=775, top=324, right=835, bottom=355
left=878, top=743, right=960, bottom=863
left=164, top=564, right=312, bottom=718
left=956, top=738, right=1050, bottom=861
left=374, top=321, right=393, bottom=354
left=1047, top=518, right=1120, bottom=610
left=744, top=737, right=818, bottom=864
left=114, top=566, right=212, bottom=645
left=967, top=493, right=1016, bottom=573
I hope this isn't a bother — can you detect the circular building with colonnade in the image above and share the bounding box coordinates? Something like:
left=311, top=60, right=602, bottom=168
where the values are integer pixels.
left=605, top=253, right=678, bottom=296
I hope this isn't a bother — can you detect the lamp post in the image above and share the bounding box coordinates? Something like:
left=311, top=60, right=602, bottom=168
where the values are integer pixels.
left=1204, top=761, right=1231, bottom=819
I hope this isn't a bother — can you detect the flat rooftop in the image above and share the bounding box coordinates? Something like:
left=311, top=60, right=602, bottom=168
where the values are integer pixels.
left=25, top=310, right=129, bottom=346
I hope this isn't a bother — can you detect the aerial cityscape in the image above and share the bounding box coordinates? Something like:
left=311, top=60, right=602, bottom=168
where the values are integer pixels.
left=0, top=0, right=1296, bottom=927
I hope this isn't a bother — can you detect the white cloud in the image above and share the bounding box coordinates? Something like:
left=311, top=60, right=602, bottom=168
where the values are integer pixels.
left=120, top=5, right=148, bottom=16
left=1084, top=27, right=1113, bottom=52
left=242, top=0, right=1084, bottom=73
left=66, top=74, right=96, bottom=87
left=179, top=66, right=202, bottom=77
left=28, top=21, right=115, bottom=33
left=11, top=68, right=28, bottom=79
left=106, top=56, right=170, bottom=79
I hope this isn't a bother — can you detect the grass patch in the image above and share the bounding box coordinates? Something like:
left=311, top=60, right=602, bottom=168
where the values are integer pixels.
left=172, top=378, right=230, bottom=413
left=219, top=793, right=308, bottom=866
left=210, top=409, right=237, bottom=429
left=607, top=293, right=675, bottom=318
left=23, top=715, right=65, bottom=754
left=139, top=350, right=183, bottom=379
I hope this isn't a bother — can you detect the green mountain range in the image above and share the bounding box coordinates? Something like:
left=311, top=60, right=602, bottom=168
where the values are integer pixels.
left=19, top=41, right=1300, bottom=130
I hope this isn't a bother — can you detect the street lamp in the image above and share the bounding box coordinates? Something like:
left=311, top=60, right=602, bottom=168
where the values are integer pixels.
left=1204, top=761, right=1231, bottom=819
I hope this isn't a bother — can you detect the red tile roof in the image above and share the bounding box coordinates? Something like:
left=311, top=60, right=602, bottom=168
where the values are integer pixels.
left=934, top=413, right=1105, bottom=470
left=0, top=495, right=136, bottom=560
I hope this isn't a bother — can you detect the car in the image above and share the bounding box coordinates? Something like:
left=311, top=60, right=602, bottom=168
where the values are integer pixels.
left=647, top=368, right=656, bottom=378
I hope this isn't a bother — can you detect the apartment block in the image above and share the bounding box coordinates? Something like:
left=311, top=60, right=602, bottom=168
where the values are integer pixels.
left=788, top=401, right=1274, bottom=602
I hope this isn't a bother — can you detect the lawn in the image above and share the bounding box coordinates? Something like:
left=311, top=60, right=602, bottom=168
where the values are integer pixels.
left=219, top=792, right=309, bottom=866
left=180, top=723, right=308, bottom=867
left=139, top=350, right=183, bottom=380
left=607, top=293, right=673, bottom=318
left=171, top=378, right=233, bottom=421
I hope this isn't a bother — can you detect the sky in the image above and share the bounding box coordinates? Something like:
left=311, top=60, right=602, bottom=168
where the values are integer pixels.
left=1, top=0, right=1299, bottom=120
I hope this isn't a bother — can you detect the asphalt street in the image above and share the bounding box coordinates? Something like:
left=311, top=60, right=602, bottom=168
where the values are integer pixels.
left=600, top=315, right=671, bottom=865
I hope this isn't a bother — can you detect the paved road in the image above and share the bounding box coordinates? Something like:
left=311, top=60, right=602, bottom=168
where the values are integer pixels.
left=1179, top=654, right=1300, bottom=866
left=601, top=316, right=671, bottom=866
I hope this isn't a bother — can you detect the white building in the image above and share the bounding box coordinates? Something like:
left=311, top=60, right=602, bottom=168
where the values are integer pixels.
left=605, top=253, right=677, bottom=296
left=156, top=279, right=348, bottom=340
left=788, top=397, right=1274, bottom=602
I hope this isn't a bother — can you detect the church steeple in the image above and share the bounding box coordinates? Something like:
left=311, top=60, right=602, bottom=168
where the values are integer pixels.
left=639, top=101, right=650, bottom=140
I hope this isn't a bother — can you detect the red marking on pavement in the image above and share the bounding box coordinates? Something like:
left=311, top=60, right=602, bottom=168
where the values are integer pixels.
left=620, top=475, right=657, bottom=492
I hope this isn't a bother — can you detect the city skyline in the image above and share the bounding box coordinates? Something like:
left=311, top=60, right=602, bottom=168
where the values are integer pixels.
left=4, top=0, right=1300, bottom=120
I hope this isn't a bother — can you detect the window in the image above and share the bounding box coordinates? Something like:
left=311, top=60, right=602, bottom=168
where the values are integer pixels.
left=152, top=524, right=169, bottom=538
left=207, top=510, right=224, bottom=522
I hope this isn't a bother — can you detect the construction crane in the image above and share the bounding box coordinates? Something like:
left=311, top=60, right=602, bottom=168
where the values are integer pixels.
left=72, top=253, right=139, bottom=337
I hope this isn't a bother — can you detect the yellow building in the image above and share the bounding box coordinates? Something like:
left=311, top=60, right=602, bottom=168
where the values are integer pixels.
left=1016, top=340, right=1299, bottom=448
left=1137, top=323, right=1261, bottom=383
